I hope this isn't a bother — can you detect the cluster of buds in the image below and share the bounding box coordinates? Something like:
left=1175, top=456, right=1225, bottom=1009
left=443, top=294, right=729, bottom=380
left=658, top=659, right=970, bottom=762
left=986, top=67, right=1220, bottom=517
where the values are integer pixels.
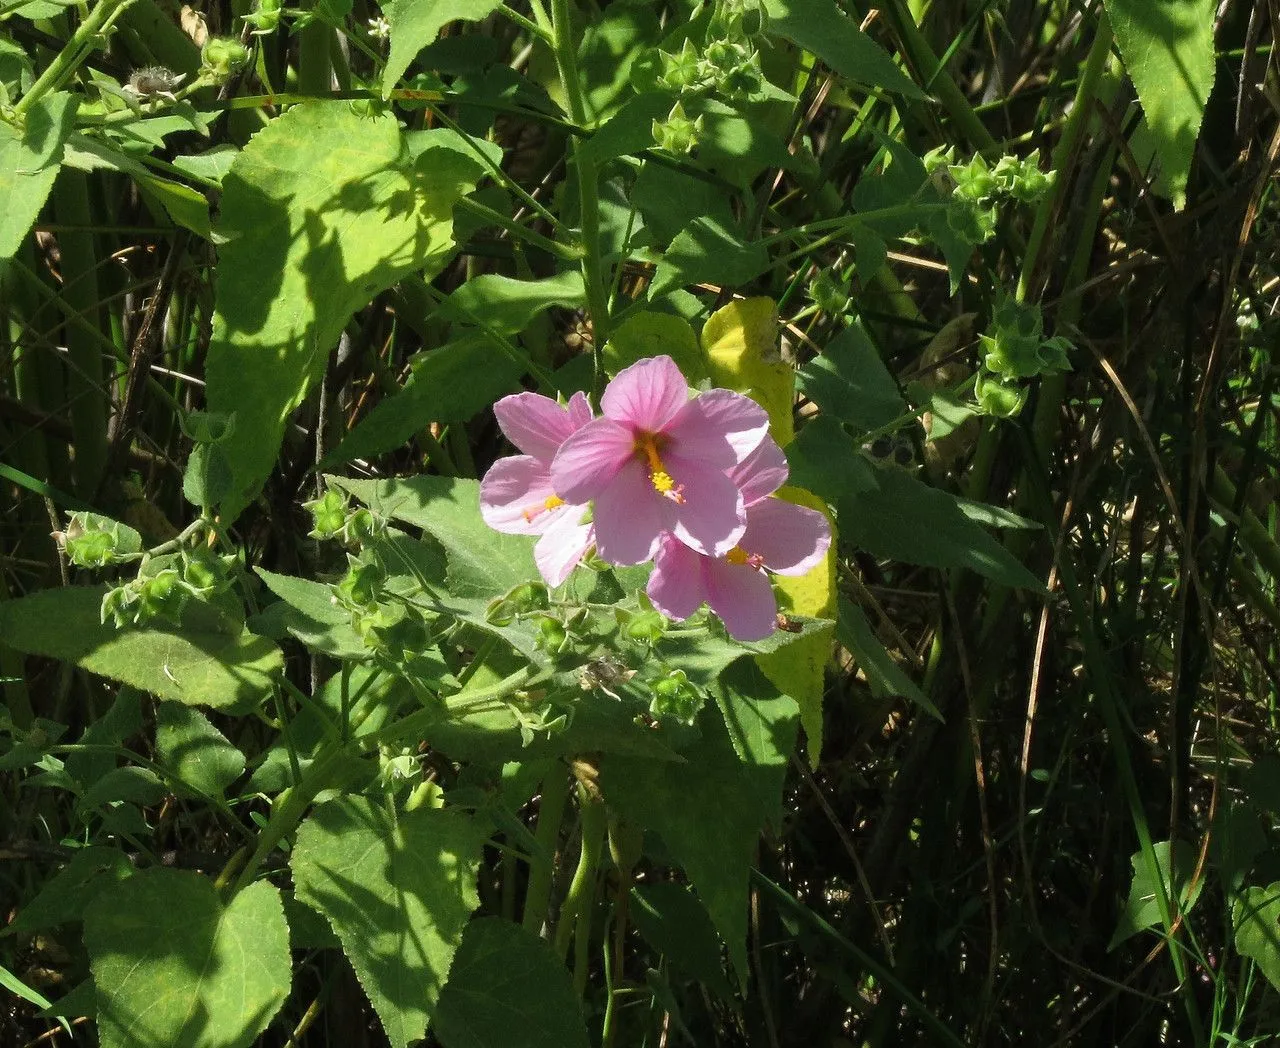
left=305, top=488, right=380, bottom=546
left=99, top=548, right=235, bottom=628
left=330, top=551, right=428, bottom=658
left=975, top=293, right=1072, bottom=418
left=925, top=148, right=1054, bottom=247
left=656, top=37, right=764, bottom=102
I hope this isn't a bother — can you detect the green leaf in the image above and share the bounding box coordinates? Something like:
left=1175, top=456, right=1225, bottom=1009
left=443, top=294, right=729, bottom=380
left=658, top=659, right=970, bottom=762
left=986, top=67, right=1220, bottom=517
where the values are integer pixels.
left=10, top=847, right=133, bottom=934
left=255, top=568, right=368, bottom=659
left=842, top=468, right=1044, bottom=591
left=1109, top=839, right=1204, bottom=949
left=291, top=797, right=487, bottom=1048
left=714, top=659, right=799, bottom=824
left=206, top=107, right=485, bottom=520
left=1104, top=0, right=1216, bottom=211
left=325, top=334, right=527, bottom=466
left=331, top=475, right=540, bottom=598
left=836, top=597, right=938, bottom=718
left=1233, top=882, right=1280, bottom=991
left=0, top=92, right=78, bottom=258
left=434, top=270, right=585, bottom=333
left=381, top=0, right=505, bottom=98
left=155, top=702, right=245, bottom=796
left=601, top=715, right=775, bottom=978
left=433, top=917, right=591, bottom=1048
left=602, top=310, right=708, bottom=379
left=0, top=587, right=282, bottom=710
left=786, top=416, right=878, bottom=505
left=630, top=883, right=732, bottom=996
left=650, top=216, right=769, bottom=300
left=84, top=871, right=290, bottom=1048
left=762, top=0, right=924, bottom=98
left=796, top=322, right=906, bottom=432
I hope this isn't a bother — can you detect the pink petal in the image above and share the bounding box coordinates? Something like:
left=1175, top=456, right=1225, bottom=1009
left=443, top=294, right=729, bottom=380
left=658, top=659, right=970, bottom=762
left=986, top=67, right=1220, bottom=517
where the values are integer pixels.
left=601, top=355, right=688, bottom=433
left=551, top=418, right=635, bottom=504
left=728, top=437, right=789, bottom=506
left=592, top=459, right=671, bottom=565
left=704, top=558, right=778, bottom=641
left=666, top=389, right=770, bottom=470
left=494, top=392, right=581, bottom=461
left=565, top=390, right=594, bottom=430
left=663, top=452, right=747, bottom=558
left=647, top=535, right=708, bottom=621
left=535, top=511, right=593, bottom=586
left=480, top=456, right=558, bottom=535
left=742, top=498, right=831, bottom=575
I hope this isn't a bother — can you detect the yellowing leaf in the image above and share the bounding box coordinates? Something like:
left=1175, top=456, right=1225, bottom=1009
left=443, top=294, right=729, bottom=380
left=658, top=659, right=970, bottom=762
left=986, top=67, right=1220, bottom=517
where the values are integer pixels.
left=703, top=297, right=794, bottom=445
left=756, top=486, right=835, bottom=766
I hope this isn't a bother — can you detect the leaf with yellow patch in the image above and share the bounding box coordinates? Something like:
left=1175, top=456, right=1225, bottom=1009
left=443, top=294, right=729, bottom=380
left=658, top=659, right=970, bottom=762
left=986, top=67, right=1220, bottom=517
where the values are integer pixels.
left=703, top=297, right=794, bottom=446
left=756, top=486, right=835, bottom=766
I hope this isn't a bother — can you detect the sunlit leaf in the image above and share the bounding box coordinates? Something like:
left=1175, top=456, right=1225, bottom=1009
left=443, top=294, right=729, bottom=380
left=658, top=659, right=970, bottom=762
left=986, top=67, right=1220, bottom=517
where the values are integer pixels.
left=84, top=871, right=290, bottom=1048
left=291, top=797, right=486, bottom=1048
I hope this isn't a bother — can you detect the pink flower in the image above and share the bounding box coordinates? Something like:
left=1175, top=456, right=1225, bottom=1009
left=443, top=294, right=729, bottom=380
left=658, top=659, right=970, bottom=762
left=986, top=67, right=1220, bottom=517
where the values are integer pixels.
left=480, top=391, right=595, bottom=586
left=550, top=356, right=770, bottom=565
left=646, top=439, right=831, bottom=641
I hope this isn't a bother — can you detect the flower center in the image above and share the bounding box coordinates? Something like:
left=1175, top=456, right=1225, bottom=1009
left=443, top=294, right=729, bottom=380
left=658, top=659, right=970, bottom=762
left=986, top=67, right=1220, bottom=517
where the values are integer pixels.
left=725, top=546, right=765, bottom=569
left=635, top=434, right=685, bottom=504
left=522, top=494, right=565, bottom=523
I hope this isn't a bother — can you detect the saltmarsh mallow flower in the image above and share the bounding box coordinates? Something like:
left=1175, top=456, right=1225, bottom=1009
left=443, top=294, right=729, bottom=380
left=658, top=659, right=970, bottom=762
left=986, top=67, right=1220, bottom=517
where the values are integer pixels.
left=550, top=355, right=770, bottom=565
left=480, top=391, right=594, bottom=586
left=647, top=438, right=831, bottom=641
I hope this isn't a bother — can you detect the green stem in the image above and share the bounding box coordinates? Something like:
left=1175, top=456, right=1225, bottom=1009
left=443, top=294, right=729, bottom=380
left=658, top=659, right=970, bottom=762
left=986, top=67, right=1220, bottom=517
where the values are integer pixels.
left=522, top=767, right=571, bottom=932
left=549, top=0, right=609, bottom=367
left=455, top=198, right=583, bottom=261
left=1017, top=12, right=1114, bottom=304
left=554, top=784, right=605, bottom=963
left=14, top=0, right=135, bottom=118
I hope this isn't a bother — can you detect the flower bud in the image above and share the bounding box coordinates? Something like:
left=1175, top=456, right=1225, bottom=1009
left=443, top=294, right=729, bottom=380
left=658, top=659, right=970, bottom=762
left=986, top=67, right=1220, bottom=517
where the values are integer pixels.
left=625, top=609, right=665, bottom=645
left=304, top=489, right=349, bottom=540
left=535, top=615, right=569, bottom=653
left=649, top=669, right=702, bottom=724
left=334, top=556, right=384, bottom=609
left=202, top=38, right=250, bottom=82
left=242, top=0, right=283, bottom=36
left=651, top=101, right=703, bottom=155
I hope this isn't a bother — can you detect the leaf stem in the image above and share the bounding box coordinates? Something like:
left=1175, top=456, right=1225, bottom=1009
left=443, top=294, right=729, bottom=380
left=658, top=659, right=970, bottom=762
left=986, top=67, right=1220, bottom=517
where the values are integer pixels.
left=554, top=782, right=605, bottom=964
left=13, top=0, right=136, bottom=119
left=549, top=0, right=610, bottom=371
left=522, top=765, right=571, bottom=932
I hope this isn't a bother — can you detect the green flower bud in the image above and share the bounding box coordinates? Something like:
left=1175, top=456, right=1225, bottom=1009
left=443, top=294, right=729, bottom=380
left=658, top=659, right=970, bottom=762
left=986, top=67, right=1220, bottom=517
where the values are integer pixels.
left=343, top=507, right=379, bottom=544
left=649, top=669, right=703, bottom=724
left=334, top=556, right=384, bottom=609
left=181, top=548, right=227, bottom=596
left=242, top=0, right=283, bottom=36
left=975, top=372, right=1027, bottom=419
left=658, top=39, right=703, bottom=91
left=651, top=101, right=703, bottom=155
left=202, top=38, right=250, bottom=82
left=807, top=268, right=853, bottom=316
left=137, top=568, right=189, bottom=624
left=100, top=584, right=138, bottom=628
left=60, top=512, right=142, bottom=569
left=625, top=609, right=666, bottom=645
left=535, top=615, right=569, bottom=653
left=304, top=488, right=349, bottom=540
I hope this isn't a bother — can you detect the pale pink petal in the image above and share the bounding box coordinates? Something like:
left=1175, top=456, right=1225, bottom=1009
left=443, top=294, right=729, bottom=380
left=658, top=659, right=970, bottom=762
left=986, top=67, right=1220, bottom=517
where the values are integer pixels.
left=742, top=498, right=831, bottom=575
left=663, top=452, right=746, bottom=558
left=704, top=558, right=778, bottom=641
left=480, top=456, right=558, bottom=535
left=551, top=418, right=635, bottom=504
left=728, top=437, right=789, bottom=505
left=593, top=459, right=671, bottom=565
left=601, top=355, right=688, bottom=432
left=535, top=510, right=593, bottom=586
left=647, top=535, right=708, bottom=621
left=495, top=392, right=581, bottom=461
left=666, top=388, right=770, bottom=469
left=565, top=390, right=594, bottom=430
